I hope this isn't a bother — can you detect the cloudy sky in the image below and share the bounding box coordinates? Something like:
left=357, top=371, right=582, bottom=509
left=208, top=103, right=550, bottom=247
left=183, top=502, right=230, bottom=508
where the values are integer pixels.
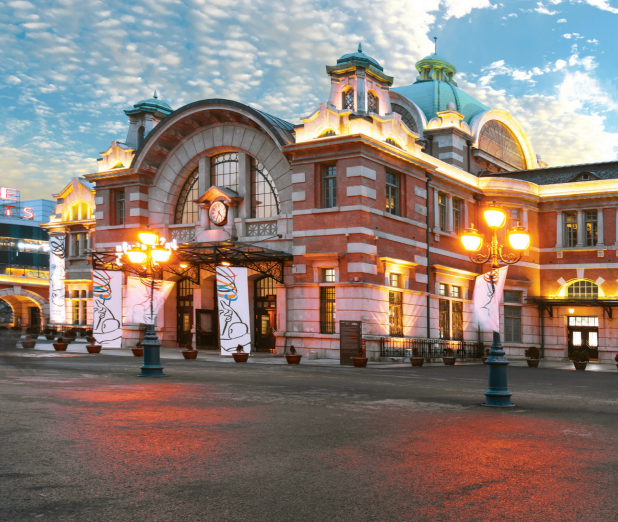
left=1, top=0, right=617, bottom=199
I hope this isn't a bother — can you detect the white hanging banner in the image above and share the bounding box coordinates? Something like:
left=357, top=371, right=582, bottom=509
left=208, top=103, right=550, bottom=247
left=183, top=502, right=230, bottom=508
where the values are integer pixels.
left=473, top=266, right=508, bottom=333
left=49, top=235, right=66, bottom=324
left=93, top=270, right=123, bottom=348
left=216, top=266, right=251, bottom=354
left=124, top=276, right=175, bottom=325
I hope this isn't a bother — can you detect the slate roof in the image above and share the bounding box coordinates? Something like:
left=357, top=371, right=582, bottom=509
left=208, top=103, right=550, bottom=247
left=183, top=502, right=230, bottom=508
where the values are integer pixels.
left=481, top=160, right=618, bottom=185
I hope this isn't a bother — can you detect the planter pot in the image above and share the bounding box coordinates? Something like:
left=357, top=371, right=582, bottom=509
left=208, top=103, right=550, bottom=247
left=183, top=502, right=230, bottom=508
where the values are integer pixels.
left=285, top=354, right=302, bottom=365
left=86, top=345, right=102, bottom=354
left=574, top=361, right=588, bottom=371
left=527, top=358, right=540, bottom=368
left=182, top=350, right=198, bottom=360
left=350, top=356, right=368, bottom=368
left=442, top=356, right=457, bottom=366
left=482, top=356, right=489, bottom=365
left=21, top=341, right=36, bottom=349
left=53, top=343, right=68, bottom=351
left=11, top=332, right=22, bottom=339
left=45, top=334, right=56, bottom=341
left=131, top=347, right=143, bottom=357
left=410, top=357, right=424, bottom=367
left=28, top=334, right=40, bottom=339
left=232, top=352, right=249, bottom=363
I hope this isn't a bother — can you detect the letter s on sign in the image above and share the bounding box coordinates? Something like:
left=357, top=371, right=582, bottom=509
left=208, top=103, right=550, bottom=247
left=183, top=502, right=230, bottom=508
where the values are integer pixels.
left=22, top=207, right=34, bottom=219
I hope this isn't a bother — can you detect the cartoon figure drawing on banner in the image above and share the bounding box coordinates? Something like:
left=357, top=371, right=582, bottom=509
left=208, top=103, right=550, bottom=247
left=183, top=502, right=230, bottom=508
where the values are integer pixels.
left=217, top=267, right=251, bottom=352
left=49, top=237, right=65, bottom=309
left=93, top=270, right=121, bottom=343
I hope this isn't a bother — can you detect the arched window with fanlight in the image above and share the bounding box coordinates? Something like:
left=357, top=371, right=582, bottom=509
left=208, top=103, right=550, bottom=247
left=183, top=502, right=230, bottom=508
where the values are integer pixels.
left=342, top=88, right=354, bottom=110
left=211, top=152, right=239, bottom=192
left=567, top=280, right=600, bottom=299
left=391, top=103, right=419, bottom=134
left=251, top=159, right=280, bottom=218
left=174, top=167, right=199, bottom=224
left=67, top=201, right=91, bottom=221
left=478, top=120, right=526, bottom=170
left=367, top=91, right=379, bottom=114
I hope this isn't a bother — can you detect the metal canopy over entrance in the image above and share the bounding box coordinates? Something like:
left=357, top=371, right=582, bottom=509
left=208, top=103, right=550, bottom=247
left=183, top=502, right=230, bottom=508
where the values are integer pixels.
left=92, top=240, right=292, bottom=285
left=526, top=297, right=618, bottom=319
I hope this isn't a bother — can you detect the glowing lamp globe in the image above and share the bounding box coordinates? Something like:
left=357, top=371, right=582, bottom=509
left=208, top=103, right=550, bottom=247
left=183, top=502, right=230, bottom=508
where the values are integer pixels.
left=483, top=203, right=507, bottom=229
left=508, top=225, right=531, bottom=251
left=461, top=226, right=483, bottom=252
left=138, top=230, right=158, bottom=246
left=127, top=247, right=147, bottom=265
left=151, top=246, right=171, bottom=263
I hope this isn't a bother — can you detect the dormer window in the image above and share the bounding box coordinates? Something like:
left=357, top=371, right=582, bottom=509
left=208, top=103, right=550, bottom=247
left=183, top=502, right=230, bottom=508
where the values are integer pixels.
left=368, top=92, right=379, bottom=114
left=342, top=88, right=354, bottom=110
left=385, top=138, right=401, bottom=149
left=319, top=129, right=336, bottom=138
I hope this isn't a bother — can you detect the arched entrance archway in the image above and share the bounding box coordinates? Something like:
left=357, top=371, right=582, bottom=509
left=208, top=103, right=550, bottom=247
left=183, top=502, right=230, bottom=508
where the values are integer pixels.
left=0, top=288, right=49, bottom=329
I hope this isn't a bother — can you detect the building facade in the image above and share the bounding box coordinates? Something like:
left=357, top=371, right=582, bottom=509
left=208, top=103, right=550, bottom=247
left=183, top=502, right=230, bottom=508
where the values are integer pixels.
left=44, top=48, right=618, bottom=362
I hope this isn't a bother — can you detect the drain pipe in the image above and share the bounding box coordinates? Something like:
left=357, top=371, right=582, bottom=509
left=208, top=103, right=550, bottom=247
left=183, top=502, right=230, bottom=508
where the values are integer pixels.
left=426, top=173, right=432, bottom=339
left=474, top=194, right=482, bottom=347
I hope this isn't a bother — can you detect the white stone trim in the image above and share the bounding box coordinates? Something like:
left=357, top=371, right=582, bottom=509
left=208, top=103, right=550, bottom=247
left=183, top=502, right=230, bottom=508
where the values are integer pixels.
left=292, top=191, right=306, bottom=202
left=129, top=192, right=149, bottom=202
left=346, top=185, right=376, bottom=199
left=346, top=166, right=376, bottom=180
left=129, top=208, right=149, bottom=217
left=292, top=173, right=306, bottom=184
left=347, top=243, right=378, bottom=255
left=347, top=262, right=377, bottom=274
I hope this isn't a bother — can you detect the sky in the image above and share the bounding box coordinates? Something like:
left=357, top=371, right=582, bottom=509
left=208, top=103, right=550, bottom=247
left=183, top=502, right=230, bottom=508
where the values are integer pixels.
left=1, top=0, right=618, bottom=200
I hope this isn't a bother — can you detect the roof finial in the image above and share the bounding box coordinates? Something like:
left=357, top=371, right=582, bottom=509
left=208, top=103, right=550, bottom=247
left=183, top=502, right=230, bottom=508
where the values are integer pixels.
left=433, top=36, right=437, bottom=55
left=358, top=42, right=362, bottom=53
left=153, top=90, right=158, bottom=99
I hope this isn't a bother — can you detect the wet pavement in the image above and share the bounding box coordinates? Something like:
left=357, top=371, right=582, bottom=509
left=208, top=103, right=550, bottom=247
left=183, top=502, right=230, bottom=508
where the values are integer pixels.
left=1, top=340, right=617, bottom=521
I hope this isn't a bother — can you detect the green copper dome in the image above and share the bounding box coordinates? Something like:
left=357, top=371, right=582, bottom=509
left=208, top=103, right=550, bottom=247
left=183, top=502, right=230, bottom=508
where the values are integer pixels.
left=124, top=91, right=173, bottom=119
left=337, top=43, right=383, bottom=72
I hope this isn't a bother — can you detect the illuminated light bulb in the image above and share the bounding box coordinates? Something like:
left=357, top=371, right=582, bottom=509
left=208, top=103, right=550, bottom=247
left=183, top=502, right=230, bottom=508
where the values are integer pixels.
left=460, top=225, right=483, bottom=252
left=221, top=261, right=230, bottom=266
left=151, top=246, right=171, bottom=263
left=569, top=309, right=575, bottom=314
left=508, top=224, right=531, bottom=251
left=180, top=263, right=188, bottom=269
left=127, top=247, right=147, bottom=265
left=139, top=230, right=158, bottom=246
left=483, top=208, right=506, bottom=229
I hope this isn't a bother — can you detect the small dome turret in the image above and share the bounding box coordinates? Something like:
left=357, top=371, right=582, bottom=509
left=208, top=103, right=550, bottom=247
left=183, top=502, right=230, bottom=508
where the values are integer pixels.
left=124, top=90, right=173, bottom=119
left=414, top=53, right=458, bottom=85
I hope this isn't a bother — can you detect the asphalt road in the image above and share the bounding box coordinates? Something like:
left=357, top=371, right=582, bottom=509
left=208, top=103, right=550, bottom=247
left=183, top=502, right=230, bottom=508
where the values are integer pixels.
left=1, top=343, right=617, bottom=521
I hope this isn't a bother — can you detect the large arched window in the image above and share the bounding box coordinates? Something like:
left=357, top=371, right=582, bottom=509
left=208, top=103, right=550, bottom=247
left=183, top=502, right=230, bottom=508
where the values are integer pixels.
left=251, top=159, right=280, bottom=218
left=342, top=88, right=354, bottom=110
left=478, top=120, right=525, bottom=170
left=212, top=152, right=239, bottom=192
left=391, top=103, right=419, bottom=134
left=174, top=168, right=199, bottom=224
left=567, top=280, right=599, bottom=299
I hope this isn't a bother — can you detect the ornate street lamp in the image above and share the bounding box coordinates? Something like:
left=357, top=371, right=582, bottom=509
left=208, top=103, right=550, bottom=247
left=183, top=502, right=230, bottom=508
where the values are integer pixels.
left=116, top=229, right=176, bottom=377
left=460, top=200, right=530, bottom=407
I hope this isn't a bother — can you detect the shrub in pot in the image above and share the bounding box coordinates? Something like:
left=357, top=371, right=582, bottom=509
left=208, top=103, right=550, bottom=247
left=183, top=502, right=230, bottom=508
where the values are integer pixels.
left=44, top=328, right=56, bottom=340
left=232, top=344, right=250, bottom=363
left=10, top=326, right=22, bottom=339
left=131, top=341, right=143, bottom=357
left=410, top=347, right=424, bottom=367
left=53, top=336, right=68, bottom=351
left=26, top=327, right=40, bottom=339
left=85, top=329, right=93, bottom=338
left=20, top=334, right=37, bottom=349
left=525, top=346, right=541, bottom=368
left=181, top=341, right=198, bottom=360
left=350, top=343, right=368, bottom=368
left=86, top=336, right=102, bottom=354
left=285, top=345, right=302, bottom=365
left=442, top=347, right=456, bottom=366
left=571, top=349, right=589, bottom=371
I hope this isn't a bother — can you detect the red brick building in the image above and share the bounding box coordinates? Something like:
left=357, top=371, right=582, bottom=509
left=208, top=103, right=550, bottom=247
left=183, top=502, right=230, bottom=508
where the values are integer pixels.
left=47, top=49, right=618, bottom=362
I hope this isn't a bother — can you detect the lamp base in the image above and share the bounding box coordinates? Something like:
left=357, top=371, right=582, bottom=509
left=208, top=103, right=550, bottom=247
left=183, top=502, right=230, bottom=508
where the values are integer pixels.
left=482, top=331, right=514, bottom=408
left=137, top=324, right=166, bottom=378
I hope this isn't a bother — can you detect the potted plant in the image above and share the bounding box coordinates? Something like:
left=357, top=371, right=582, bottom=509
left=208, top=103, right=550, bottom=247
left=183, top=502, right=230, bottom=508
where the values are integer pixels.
left=615, top=353, right=618, bottom=370
left=26, top=327, right=40, bottom=339
left=442, top=347, right=456, bottom=366
left=131, top=341, right=143, bottom=357
left=44, top=328, right=56, bottom=341
left=350, top=343, right=368, bottom=368
left=285, top=345, right=302, bottom=365
left=20, top=334, right=37, bottom=349
left=232, top=344, right=250, bottom=363
left=525, top=346, right=540, bottom=368
left=571, top=349, right=589, bottom=371
left=85, top=337, right=102, bottom=354
left=53, top=336, right=68, bottom=351
left=10, top=326, right=22, bottom=339
left=410, top=347, right=424, bottom=367
left=482, top=348, right=490, bottom=365
left=181, top=341, right=198, bottom=360
left=0, top=327, right=17, bottom=347
left=64, top=328, right=77, bottom=342
left=85, top=329, right=93, bottom=338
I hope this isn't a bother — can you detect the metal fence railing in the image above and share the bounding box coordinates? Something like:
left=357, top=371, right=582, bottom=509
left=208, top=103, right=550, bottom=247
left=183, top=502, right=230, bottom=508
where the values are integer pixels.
left=380, top=337, right=483, bottom=359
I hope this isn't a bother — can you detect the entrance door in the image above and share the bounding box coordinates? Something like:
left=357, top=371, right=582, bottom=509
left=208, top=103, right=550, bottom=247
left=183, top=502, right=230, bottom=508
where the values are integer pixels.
left=568, top=316, right=599, bottom=359
left=29, top=307, right=41, bottom=332
left=176, top=279, right=194, bottom=346
left=196, top=309, right=217, bottom=350
left=254, top=277, right=277, bottom=353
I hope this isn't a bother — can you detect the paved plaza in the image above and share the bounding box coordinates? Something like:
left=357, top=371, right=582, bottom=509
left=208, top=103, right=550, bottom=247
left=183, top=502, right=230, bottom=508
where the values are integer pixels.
left=1, top=340, right=617, bottom=521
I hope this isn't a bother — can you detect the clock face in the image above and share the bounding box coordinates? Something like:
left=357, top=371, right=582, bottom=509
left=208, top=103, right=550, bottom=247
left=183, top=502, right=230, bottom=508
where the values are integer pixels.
left=209, top=201, right=228, bottom=226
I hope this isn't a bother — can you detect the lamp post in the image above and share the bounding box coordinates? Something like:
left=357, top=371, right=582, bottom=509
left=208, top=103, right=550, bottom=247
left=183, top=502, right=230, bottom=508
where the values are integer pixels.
left=460, top=200, right=530, bottom=407
left=116, top=229, right=175, bottom=377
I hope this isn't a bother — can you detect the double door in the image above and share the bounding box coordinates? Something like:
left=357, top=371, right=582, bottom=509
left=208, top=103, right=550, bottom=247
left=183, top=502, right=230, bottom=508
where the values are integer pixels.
left=255, top=307, right=276, bottom=352
left=568, top=327, right=599, bottom=359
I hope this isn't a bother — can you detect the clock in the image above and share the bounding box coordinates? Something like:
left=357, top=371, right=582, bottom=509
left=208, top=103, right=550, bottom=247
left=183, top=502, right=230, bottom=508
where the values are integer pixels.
left=209, top=201, right=228, bottom=226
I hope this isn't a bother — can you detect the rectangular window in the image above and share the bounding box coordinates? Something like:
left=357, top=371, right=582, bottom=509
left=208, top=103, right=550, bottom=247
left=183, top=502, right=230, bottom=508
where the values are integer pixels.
left=320, top=287, right=336, bottom=334
left=73, top=300, right=80, bottom=325
left=71, top=233, right=82, bottom=257
left=389, top=291, right=403, bottom=336
left=439, top=283, right=447, bottom=296
left=389, top=273, right=401, bottom=288
left=451, top=286, right=461, bottom=299
left=115, top=189, right=125, bottom=226
left=81, top=300, right=87, bottom=326
left=439, top=299, right=450, bottom=339
left=452, top=301, right=463, bottom=340
left=504, top=306, right=522, bottom=343
left=585, top=210, right=597, bottom=247
left=504, top=290, right=522, bottom=303
left=564, top=211, right=577, bottom=247
left=386, top=172, right=399, bottom=216
left=322, top=166, right=337, bottom=208
left=452, top=198, right=462, bottom=235
left=322, top=268, right=335, bottom=283
left=438, top=192, right=446, bottom=231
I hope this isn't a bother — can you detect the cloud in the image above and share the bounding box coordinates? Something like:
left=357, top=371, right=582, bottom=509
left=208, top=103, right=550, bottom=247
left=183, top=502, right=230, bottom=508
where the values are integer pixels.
left=562, top=33, right=583, bottom=39
left=581, top=0, right=618, bottom=14
left=557, top=18, right=567, bottom=22
left=479, top=60, right=547, bottom=85
left=534, top=2, right=559, bottom=14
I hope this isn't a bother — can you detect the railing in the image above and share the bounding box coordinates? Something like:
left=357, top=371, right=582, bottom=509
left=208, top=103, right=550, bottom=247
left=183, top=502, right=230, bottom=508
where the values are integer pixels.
left=169, top=227, right=196, bottom=243
left=380, top=337, right=483, bottom=359
left=247, top=220, right=277, bottom=237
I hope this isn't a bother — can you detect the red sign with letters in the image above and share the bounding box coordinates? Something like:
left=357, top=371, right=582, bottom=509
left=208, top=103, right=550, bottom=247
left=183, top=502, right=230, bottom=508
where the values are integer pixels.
left=1, top=187, right=35, bottom=219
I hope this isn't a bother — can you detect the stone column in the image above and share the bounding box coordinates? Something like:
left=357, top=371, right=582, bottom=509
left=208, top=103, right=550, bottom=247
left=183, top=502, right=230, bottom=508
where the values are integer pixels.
left=576, top=210, right=585, bottom=247
left=555, top=211, right=563, bottom=248
left=433, top=189, right=440, bottom=232
left=597, top=208, right=604, bottom=246
left=463, top=202, right=469, bottom=229
left=198, top=157, right=208, bottom=194
left=446, top=195, right=453, bottom=233
left=522, top=209, right=528, bottom=229
left=199, top=204, right=211, bottom=230
left=356, top=69, right=366, bottom=112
